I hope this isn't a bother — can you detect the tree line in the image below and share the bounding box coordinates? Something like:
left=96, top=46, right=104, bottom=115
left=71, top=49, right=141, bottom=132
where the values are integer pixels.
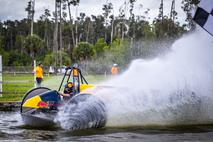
left=0, top=0, right=199, bottom=69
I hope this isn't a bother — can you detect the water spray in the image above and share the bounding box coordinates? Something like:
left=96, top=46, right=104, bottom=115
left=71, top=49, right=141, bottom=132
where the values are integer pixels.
left=56, top=29, right=213, bottom=130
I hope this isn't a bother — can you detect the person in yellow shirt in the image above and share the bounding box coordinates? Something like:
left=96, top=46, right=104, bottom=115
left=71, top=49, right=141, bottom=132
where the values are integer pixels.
left=35, top=63, right=43, bottom=87
left=111, top=64, right=118, bottom=75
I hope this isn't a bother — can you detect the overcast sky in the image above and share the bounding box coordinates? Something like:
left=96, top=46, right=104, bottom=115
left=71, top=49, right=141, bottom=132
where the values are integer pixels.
left=0, top=0, right=186, bottom=24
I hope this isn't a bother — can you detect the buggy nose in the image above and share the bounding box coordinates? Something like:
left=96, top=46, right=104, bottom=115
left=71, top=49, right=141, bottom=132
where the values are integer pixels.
left=22, top=95, right=42, bottom=109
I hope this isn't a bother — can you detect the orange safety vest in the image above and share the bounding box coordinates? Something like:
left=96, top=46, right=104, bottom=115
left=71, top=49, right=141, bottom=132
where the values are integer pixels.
left=72, top=69, right=79, bottom=77
left=111, top=66, right=118, bottom=75
left=35, top=66, right=43, bottom=78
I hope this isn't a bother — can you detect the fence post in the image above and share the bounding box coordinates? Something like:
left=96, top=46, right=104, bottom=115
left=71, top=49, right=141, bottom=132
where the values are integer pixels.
left=34, top=60, right=36, bottom=88
left=0, top=56, right=2, bottom=97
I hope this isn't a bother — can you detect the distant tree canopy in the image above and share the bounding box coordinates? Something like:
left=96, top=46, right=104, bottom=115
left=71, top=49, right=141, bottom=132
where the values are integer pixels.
left=181, top=0, right=200, bottom=29
left=0, top=0, right=197, bottom=67
left=153, top=16, right=185, bottom=39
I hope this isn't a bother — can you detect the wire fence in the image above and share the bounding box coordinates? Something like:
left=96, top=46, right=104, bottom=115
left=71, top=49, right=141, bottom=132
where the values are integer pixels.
left=3, top=66, right=48, bottom=74
left=2, top=63, right=113, bottom=75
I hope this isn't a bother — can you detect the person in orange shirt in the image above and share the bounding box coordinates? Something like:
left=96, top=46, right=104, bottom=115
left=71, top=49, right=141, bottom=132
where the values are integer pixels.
left=35, top=63, right=43, bottom=87
left=72, top=63, right=80, bottom=94
left=111, top=64, right=118, bottom=75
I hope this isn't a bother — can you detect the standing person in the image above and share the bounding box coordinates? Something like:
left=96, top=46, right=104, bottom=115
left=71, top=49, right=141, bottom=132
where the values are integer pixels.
left=111, top=63, right=118, bottom=75
left=72, top=63, right=80, bottom=94
left=35, top=63, right=43, bottom=87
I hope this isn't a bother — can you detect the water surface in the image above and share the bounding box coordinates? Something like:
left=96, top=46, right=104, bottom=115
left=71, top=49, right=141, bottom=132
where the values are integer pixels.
left=1, top=112, right=213, bottom=142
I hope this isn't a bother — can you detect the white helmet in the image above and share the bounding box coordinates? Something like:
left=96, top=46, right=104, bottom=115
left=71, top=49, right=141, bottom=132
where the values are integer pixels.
left=73, top=63, right=78, bottom=68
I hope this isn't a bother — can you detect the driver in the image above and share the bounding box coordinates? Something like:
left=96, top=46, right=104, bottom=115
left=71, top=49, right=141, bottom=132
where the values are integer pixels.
left=60, top=82, right=74, bottom=100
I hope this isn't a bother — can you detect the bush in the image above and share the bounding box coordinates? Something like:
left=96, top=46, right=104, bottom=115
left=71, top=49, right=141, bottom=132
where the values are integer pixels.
left=44, top=51, right=71, bottom=66
left=0, top=48, right=9, bottom=65
left=105, top=39, right=131, bottom=67
left=94, top=38, right=109, bottom=56
left=8, top=51, right=32, bottom=66
left=73, top=42, right=95, bottom=61
left=24, top=35, right=44, bottom=58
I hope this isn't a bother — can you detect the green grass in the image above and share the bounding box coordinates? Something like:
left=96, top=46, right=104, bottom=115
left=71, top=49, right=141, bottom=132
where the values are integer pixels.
left=0, top=73, right=107, bottom=102
left=0, top=73, right=51, bottom=102
left=0, top=94, right=24, bottom=102
left=86, top=75, right=108, bottom=83
left=3, top=73, right=34, bottom=81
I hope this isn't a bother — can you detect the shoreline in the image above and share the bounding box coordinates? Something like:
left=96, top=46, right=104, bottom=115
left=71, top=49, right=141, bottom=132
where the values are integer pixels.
left=0, top=102, right=21, bottom=111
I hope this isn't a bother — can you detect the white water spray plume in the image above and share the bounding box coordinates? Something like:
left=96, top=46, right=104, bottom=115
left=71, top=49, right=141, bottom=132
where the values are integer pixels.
left=98, top=29, right=213, bottom=127
left=56, top=29, right=213, bottom=129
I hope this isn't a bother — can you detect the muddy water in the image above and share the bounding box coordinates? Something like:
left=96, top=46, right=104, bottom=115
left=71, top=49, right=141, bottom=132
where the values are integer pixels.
left=0, top=112, right=213, bottom=142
